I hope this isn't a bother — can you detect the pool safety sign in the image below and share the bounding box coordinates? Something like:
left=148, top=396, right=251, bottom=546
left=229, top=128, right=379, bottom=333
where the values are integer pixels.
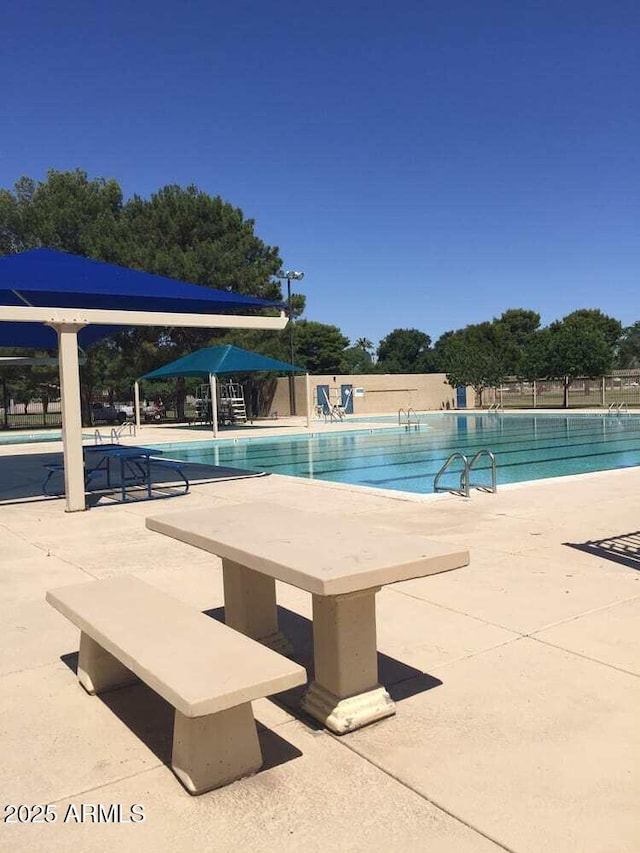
left=354, top=387, right=365, bottom=397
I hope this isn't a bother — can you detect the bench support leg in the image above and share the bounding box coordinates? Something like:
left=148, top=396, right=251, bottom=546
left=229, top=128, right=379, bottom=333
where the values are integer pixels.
left=77, top=632, right=138, bottom=694
left=172, top=703, right=262, bottom=795
left=222, top=559, right=293, bottom=655
left=302, top=588, right=395, bottom=734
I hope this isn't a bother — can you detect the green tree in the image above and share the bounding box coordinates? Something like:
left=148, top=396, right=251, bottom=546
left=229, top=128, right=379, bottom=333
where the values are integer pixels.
left=354, top=337, right=374, bottom=354
left=0, top=169, right=123, bottom=258
left=617, top=322, right=640, bottom=369
left=292, top=321, right=349, bottom=374
left=560, top=309, right=622, bottom=351
left=493, top=308, right=541, bottom=375
left=342, top=346, right=374, bottom=374
left=438, top=322, right=511, bottom=406
left=545, top=318, right=613, bottom=407
left=0, top=169, right=289, bottom=397
left=376, top=329, right=433, bottom=373
left=519, top=329, right=552, bottom=381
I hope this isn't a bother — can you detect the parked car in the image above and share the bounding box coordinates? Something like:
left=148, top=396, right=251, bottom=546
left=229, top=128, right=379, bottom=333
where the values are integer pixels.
left=115, top=402, right=135, bottom=418
left=90, top=402, right=126, bottom=425
left=142, top=402, right=166, bottom=422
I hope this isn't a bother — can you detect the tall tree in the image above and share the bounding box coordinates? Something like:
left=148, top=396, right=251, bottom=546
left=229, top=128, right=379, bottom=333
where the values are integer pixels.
left=0, top=169, right=123, bottom=258
left=559, top=309, right=622, bottom=351
left=292, top=321, right=349, bottom=374
left=617, top=322, right=640, bottom=369
left=545, top=317, right=613, bottom=407
left=342, top=346, right=375, bottom=374
left=376, top=329, right=433, bottom=373
left=438, top=322, right=512, bottom=406
left=495, top=308, right=541, bottom=346
left=0, top=169, right=289, bottom=394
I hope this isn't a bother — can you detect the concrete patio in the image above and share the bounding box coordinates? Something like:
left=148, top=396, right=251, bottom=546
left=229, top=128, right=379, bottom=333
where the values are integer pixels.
left=1, top=424, right=638, bottom=852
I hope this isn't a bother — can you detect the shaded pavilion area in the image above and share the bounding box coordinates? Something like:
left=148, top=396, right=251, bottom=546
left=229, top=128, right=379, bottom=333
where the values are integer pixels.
left=138, top=344, right=309, bottom=436
left=0, top=248, right=287, bottom=511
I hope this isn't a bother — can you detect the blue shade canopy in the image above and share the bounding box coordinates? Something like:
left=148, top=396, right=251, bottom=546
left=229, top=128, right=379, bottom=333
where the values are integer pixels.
left=140, top=345, right=305, bottom=380
left=0, top=248, right=285, bottom=349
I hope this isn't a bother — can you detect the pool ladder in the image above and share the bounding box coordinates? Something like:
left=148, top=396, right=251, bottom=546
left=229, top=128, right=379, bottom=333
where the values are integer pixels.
left=434, top=449, right=497, bottom=498
left=398, top=407, right=421, bottom=430
left=607, top=402, right=629, bottom=415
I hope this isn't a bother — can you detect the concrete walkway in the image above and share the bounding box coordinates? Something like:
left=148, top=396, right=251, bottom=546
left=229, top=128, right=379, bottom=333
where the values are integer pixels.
left=1, top=425, right=638, bottom=852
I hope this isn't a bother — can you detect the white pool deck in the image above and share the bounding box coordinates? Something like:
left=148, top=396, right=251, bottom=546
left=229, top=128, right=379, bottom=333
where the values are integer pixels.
left=1, top=413, right=639, bottom=852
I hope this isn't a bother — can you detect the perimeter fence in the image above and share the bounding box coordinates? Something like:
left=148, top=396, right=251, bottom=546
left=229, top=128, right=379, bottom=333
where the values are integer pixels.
left=480, top=370, right=640, bottom=409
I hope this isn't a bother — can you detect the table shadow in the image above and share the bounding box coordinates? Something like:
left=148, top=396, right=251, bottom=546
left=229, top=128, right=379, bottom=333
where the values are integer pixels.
left=203, top=606, right=443, bottom=726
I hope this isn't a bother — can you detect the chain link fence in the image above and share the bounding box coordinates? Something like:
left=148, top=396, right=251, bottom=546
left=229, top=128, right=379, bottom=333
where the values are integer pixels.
left=479, top=370, right=640, bottom=409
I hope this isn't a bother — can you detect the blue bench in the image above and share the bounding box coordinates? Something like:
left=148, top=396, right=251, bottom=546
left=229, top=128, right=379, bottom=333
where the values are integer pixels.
left=42, top=456, right=189, bottom=498
left=148, top=458, right=190, bottom=495
left=42, top=463, right=104, bottom=497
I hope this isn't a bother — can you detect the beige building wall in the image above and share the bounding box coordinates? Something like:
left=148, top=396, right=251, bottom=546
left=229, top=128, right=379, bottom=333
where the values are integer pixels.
left=268, top=373, right=461, bottom=416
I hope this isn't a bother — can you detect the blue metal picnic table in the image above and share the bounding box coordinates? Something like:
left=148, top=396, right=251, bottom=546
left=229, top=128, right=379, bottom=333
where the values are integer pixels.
left=83, top=444, right=162, bottom=502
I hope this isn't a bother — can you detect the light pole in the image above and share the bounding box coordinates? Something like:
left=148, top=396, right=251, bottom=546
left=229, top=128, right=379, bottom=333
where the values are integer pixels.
left=276, top=269, right=305, bottom=415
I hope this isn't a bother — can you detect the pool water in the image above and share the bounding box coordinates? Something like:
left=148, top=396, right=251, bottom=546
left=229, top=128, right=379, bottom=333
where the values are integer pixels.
left=0, top=431, right=95, bottom=446
left=0, top=431, right=64, bottom=445
left=158, top=414, right=640, bottom=495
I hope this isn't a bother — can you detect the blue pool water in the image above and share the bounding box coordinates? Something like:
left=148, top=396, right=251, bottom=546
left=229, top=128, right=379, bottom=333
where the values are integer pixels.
left=0, top=431, right=95, bottom=446
left=0, top=431, right=64, bottom=445
left=157, top=413, right=640, bottom=495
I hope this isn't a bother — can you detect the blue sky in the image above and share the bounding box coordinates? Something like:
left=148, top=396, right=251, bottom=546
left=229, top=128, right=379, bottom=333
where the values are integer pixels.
left=2, top=0, right=638, bottom=348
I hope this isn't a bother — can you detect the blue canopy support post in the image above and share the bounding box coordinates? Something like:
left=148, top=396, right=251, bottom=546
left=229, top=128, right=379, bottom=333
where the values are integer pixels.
left=53, top=322, right=86, bottom=512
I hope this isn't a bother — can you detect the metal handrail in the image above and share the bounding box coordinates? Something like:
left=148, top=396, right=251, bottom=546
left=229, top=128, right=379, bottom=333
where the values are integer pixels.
left=608, top=401, right=629, bottom=415
left=434, top=452, right=469, bottom=497
left=468, top=449, right=497, bottom=493
left=407, top=407, right=421, bottom=429
left=434, top=448, right=497, bottom=497
left=112, top=421, right=137, bottom=438
left=398, top=407, right=420, bottom=430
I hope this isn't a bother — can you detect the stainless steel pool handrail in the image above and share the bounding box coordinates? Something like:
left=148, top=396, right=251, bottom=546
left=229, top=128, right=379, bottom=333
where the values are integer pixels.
left=434, top=452, right=470, bottom=497
left=468, top=449, right=497, bottom=493
left=434, top=449, right=497, bottom=497
left=398, top=407, right=421, bottom=430
left=407, top=407, right=421, bottom=430
left=112, top=422, right=137, bottom=439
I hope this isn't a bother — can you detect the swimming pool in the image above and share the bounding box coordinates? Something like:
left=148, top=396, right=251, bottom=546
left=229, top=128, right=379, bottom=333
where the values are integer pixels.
left=0, top=431, right=64, bottom=446
left=0, top=431, right=95, bottom=446
left=157, top=413, right=640, bottom=495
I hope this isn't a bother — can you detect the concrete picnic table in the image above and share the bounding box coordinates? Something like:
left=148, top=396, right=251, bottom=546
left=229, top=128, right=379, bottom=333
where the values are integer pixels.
left=146, top=502, right=470, bottom=733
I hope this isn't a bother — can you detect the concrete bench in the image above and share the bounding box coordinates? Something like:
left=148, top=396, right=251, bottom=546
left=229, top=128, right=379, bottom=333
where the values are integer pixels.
left=146, top=502, right=470, bottom=734
left=46, top=576, right=307, bottom=794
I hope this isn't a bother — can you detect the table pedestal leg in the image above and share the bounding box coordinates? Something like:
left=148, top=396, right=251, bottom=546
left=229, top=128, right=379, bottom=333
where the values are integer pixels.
left=222, top=559, right=293, bottom=655
left=301, top=587, right=395, bottom=734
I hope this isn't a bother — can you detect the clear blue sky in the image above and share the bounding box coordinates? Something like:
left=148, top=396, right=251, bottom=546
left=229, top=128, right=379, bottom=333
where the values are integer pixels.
left=2, top=0, right=638, bottom=348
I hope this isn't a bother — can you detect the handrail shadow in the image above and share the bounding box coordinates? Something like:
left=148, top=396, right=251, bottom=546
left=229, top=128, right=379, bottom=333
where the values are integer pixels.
left=564, top=531, right=640, bottom=571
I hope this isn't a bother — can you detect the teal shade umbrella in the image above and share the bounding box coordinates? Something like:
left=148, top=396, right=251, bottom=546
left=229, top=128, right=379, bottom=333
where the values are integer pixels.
left=139, top=345, right=305, bottom=380
left=138, top=345, right=309, bottom=435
